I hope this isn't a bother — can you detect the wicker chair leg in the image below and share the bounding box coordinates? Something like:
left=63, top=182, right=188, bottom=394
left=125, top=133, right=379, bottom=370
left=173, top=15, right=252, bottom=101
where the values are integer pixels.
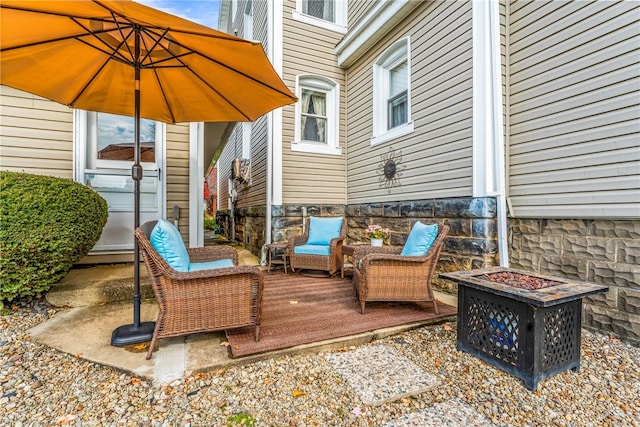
left=254, top=325, right=260, bottom=342
left=433, top=298, right=439, bottom=315
left=360, top=300, right=366, bottom=314
left=146, top=335, right=158, bottom=360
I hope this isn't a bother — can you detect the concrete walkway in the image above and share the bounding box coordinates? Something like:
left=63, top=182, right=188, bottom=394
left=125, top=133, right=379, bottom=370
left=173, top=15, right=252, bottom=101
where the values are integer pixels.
left=31, top=245, right=456, bottom=385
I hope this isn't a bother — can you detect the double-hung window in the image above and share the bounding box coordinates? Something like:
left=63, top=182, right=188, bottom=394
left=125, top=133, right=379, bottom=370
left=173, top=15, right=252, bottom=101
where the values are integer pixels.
left=371, top=37, right=413, bottom=145
left=292, top=75, right=341, bottom=155
left=292, top=0, right=347, bottom=33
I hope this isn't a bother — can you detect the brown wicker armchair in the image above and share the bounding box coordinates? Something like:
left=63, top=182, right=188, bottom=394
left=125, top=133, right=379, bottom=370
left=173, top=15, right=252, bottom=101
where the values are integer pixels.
left=288, top=216, right=346, bottom=276
left=136, top=220, right=263, bottom=359
left=352, top=224, right=449, bottom=314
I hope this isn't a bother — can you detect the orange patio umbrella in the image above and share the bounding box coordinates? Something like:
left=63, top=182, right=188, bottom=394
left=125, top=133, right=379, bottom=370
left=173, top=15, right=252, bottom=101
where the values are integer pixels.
left=0, top=0, right=297, bottom=346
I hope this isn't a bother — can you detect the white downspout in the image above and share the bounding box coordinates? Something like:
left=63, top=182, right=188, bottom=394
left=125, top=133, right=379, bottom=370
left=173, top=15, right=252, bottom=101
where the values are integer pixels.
left=473, top=0, right=509, bottom=267
left=262, top=0, right=284, bottom=265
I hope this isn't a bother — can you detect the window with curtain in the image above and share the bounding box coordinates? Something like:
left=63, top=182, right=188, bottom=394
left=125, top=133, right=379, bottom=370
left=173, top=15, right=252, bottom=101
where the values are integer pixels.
left=293, top=75, right=341, bottom=155
left=303, top=0, right=334, bottom=22
left=293, top=0, right=346, bottom=32
left=371, top=37, right=413, bottom=146
left=301, top=89, right=327, bottom=143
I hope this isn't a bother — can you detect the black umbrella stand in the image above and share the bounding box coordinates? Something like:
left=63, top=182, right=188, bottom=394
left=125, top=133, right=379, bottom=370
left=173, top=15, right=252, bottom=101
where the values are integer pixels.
left=111, top=27, right=156, bottom=346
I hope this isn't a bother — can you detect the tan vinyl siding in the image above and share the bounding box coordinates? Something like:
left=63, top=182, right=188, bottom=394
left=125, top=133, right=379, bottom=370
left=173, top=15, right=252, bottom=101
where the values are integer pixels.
left=238, top=116, right=268, bottom=207
left=347, top=0, right=379, bottom=28
left=165, top=123, right=191, bottom=239
left=0, top=86, right=73, bottom=178
left=506, top=0, right=640, bottom=218
left=346, top=0, right=474, bottom=204
left=218, top=126, right=242, bottom=210
left=281, top=0, right=346, bottom=205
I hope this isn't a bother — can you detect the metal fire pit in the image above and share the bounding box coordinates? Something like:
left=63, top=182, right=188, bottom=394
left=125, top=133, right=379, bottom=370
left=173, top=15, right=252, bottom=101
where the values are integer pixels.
left=440, top=267, right=608, bottom=391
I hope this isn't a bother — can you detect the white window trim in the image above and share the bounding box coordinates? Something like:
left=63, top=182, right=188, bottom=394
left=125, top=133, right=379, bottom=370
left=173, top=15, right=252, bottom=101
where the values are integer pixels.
left=371, top=37, right=413, bottom=146
left=243, top=0, right=253, bottom=40
left=242, top=122, right=252, bottom=159
left=292, top=75, right=342, bottom=156
left=292, top=0, right=347, bottom=34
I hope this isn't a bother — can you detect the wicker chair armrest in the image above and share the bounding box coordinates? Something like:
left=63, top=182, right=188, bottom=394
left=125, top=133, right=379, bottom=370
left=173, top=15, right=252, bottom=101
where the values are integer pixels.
left=163, top=264, right=263, bottom=281
left=187, top=245, right=239, bottom=264
left=353, top=245, right=402, bottom=266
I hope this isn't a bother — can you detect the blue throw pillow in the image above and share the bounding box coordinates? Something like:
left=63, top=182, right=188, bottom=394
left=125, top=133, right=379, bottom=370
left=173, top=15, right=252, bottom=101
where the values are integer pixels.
left=306, top=216, right=343, bottom=245
left=401, top=222, right=439, bottom=256
left=150, top=219, right=190, bottom=272
left=189, top=259, right=235, bottom=272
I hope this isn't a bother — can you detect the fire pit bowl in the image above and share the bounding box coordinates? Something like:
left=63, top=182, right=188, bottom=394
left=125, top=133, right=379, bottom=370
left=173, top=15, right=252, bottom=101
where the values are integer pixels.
left=440, top=267, right=608, bottom=391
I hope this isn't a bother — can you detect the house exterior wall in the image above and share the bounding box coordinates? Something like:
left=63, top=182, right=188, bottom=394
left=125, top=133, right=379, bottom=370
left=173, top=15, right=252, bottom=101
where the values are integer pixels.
left=347, top=0, right=379, bottom=28
left=503, top=0, right=640, bottom=344
left=346, top=0, right=474, bottom=204
left=505, top=0, right=640, bottom=218
left=0, top=86, right=74, bottom=178
left=281, top=0, right=347, bottom=205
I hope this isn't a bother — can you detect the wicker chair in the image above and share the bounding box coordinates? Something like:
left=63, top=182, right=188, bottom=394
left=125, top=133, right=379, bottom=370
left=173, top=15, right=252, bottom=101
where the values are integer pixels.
left=288, top=216, right=346, bottom=276
left=352, top=224, right=449, bottom=314
left=136, top=221, right=263, bottom=359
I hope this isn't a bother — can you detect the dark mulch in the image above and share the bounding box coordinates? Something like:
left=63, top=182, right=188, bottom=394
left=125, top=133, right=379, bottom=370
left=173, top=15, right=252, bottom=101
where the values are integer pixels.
left=226, top=271, right=456, bottom=358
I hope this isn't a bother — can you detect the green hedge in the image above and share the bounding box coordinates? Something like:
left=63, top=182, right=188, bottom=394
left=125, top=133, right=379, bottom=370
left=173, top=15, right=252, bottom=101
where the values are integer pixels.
left=0, top=172, right=108, bottom=307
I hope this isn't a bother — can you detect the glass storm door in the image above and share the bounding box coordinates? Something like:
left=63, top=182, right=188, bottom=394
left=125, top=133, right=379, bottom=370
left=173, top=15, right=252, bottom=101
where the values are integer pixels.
left=77, top=112, right=164, bottom=253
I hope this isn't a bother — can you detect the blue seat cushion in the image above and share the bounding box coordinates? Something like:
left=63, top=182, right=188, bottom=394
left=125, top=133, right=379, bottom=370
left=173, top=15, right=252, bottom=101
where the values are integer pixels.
left=307, top=216, right=343, bottom=245
left=401, top=222, right=439, bottom=256
left=293, top=244, right=331, bottom=256
left=189, top=259, right=235, bottom=272
left=150, top=219, right=190, bottom=272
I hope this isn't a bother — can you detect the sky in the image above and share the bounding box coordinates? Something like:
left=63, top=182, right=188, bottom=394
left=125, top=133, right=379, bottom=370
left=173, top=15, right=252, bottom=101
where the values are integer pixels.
left=137, top=0, right=220, bottom=29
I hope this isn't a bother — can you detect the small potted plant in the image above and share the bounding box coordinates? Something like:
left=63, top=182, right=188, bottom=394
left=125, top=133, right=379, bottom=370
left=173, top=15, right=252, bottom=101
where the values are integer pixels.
left=365, top=224, right=390, bottom=246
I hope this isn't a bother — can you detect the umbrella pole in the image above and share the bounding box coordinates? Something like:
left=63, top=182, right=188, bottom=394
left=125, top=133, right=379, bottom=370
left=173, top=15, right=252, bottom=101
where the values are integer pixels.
left=111, top=26, right=155, bottom=347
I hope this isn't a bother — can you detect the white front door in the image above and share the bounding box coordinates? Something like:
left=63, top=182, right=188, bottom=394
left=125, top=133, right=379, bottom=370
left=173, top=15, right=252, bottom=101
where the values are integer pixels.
left=74, top=111, right=165, bottom=253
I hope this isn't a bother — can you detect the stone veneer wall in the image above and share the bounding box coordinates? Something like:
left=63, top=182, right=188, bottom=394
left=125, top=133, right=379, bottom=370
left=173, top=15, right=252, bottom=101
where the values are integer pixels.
left=216, top=206, right=266, bottom=255
left=509, top=219, right=640, bottom=344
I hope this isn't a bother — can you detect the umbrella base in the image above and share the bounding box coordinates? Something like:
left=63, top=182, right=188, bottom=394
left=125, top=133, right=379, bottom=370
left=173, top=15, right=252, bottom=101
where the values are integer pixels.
left=111, top=322, right=155, bottom=347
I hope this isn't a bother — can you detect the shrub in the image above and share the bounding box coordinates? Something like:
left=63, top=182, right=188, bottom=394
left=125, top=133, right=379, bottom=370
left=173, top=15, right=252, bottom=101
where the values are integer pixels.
left=0, top=172, right=108, bottom=307
left=204, top=215, right=217, bottom=230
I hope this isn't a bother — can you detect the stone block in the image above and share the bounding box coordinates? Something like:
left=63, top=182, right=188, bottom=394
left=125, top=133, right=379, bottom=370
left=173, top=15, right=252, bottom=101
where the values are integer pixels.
left=322, top=205, right=345, bottom=216
left=345, top=204, right=361, bottom=217
left=563, top=236, right=616, bottom=261
left=383, top=202, right=401, bottom=217
left=273, top=217, right=304, bottom=229
left=584, top=287, right=618, bottom=310
left=472, top=218, right=496, bottom=238
left=589, top=261, right=640, bottom=289
left=271, top=204, right=284, bottom=217
left=591, top=219, right=640, bottom=238
left=520, top=234, right=562, bottom=256
left=283, top=204, right=304, bottom=216
left=508, top=219, right=540, bottom=234
left=442, top=218, right=470, bottom=237
left=619, top=288, right=640, bottom=315
left=617, top=239, right=640, bottom=264
left=400, top=200, right=434, bottom=217
left=541, top=219, right=591, bottom=236
left=582, top=305, right=615, bottom=333
left=539, top=256, right=589, bottom=281
left=360, top=203, right=384, bottom=217
left=443, top=237, right=498, bottom=257
left=509, top=253, right=541, bottom=272
left=433, top=197, right=496, bottom=218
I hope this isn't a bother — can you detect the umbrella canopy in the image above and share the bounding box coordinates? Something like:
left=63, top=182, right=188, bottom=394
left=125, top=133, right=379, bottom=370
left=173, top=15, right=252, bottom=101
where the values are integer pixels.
left=1, top=0, right=297, bottom=346
left=0, top=0, right=296, bottom=123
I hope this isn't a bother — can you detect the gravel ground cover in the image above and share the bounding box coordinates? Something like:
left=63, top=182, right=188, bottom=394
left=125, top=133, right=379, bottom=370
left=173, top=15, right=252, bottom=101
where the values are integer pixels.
left=1, top=298, right=639, bottom=426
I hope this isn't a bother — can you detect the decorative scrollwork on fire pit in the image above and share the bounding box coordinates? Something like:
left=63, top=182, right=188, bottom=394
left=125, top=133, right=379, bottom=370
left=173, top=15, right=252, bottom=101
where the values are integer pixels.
left=378, top=147, right=404, bottom=192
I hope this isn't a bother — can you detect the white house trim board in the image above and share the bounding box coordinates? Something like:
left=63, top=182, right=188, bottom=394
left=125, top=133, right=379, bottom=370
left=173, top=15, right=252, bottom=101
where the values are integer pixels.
left=335, top=0, right=421, bottom=67
left=472, top=0, right=508, bottom=266
left=189, top=122, right=204, bottom=247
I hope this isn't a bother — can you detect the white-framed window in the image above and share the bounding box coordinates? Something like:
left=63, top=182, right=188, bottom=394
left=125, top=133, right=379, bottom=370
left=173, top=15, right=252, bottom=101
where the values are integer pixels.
left=371, top=37, right=413, bottom=146
left=292, top=75, right=341, bottom=155
left=243, top=0, right=253, bottom=40
left=292, top=0, right=347, bottom=33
